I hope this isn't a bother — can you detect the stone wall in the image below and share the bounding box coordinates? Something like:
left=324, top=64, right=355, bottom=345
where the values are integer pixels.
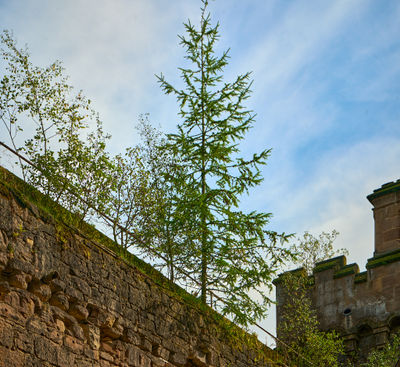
left=312, top=256, right=400, bottom=358
left=0, top=167, right=279, bottom=367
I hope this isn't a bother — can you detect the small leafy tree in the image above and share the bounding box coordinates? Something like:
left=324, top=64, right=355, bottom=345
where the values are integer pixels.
left=363, top=333, right=400, bottom=367
left=291, top=230, right=348, bottom=274
left=0, top=30, right=113, bottom=221
left=133, top=117, right=197, bottom=284
left=157, top=0, right=292, bottom=325
left=99, top=116, right=194, bottom=284
left=105, top=143, right=156, bottom=252
left=278, top=231, right=348, bottom=366
left=279, top=271, right=345, bottom=366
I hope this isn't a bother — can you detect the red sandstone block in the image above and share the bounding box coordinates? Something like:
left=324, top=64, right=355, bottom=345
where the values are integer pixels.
left=0, top=323, right=13, bottom=348
left=63, top=335, right=84, bottom=354
left=57, top=348, right=76, bottom=367
left=383, top=228, right=400, bottom=242
left=34, top=337, right=58, bottom=365
left=0, top=301, right=21, bottom=322
left=100, top=350, right=114, bottom=363
left=170, top=352, right=187, bottom=367
left=126, top=346, right=152, bottom=367
left=0, top=345, right=26, bottom=367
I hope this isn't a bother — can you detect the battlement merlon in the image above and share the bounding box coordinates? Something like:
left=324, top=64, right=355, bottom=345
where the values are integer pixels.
left=367, top=179, right=400, bottom=256
left=274, top=255, right=365, bottom=287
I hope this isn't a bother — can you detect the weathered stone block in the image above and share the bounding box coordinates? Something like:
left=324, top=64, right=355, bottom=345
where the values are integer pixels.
left=0, top=323, right=13, bottom=348
left=190, top=349, right=208, bottom=366
left=170, top=352, right=187, bottom=367
left=0, top=300, right=21, bottom=321
left=122, top=327, right=140, bottom=345
left=0, top=345, right=26, bottom=367
left=100, top=350, right=114, bottom=363
left=34, top=337, right=58, bottom=365
left=68, top=302, right=89, bottom=321
left=15, top=332, right=34, bottom=354
left=55, top=318, right=66, bottom=332
left=56, top=348, right=76, bottom=367
left=49, top=278, right=66, bottom=293
left=63, top=335, right=84, bottom=354
left=83, top=345, right=99, bottom=361
left=8, top=273, right=30, bottom=290
left=102, top=323, right=124, bottom=340
left=30, top=282, right=51, bottom=302
left=126, top=345, right=152, bottom=367
left=0, top=281, right=10, bottom=294
left=152, top=344, right=170, bottom=360
left=139, top=336, right=152, bottom=352
left=50, top=292, right=69, bottom=311
left=82, top=323, right=100, bottom=350
left=0, top=252, right=8, bottom=270
left=6, top=258, right=35, bottom=275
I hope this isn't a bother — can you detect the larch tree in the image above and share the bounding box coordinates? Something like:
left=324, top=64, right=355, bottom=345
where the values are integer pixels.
left=157, top=0, right=292, bottom=326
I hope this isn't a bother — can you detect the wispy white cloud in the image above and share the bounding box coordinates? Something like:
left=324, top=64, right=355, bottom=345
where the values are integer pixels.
left=266, top=137, right=400, bottom=264
left=246, top=0, right=369, bottom=91
left=0, top=0, right=199, bottom=151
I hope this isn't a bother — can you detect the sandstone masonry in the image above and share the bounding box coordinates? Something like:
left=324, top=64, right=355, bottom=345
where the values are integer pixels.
left=0, top=167, right=279, bottom=367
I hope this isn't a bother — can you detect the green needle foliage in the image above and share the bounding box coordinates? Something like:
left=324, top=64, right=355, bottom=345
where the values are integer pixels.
left=157, top=0, right=292, bottom=326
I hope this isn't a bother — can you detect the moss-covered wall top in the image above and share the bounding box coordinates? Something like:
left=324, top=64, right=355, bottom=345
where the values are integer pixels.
left=0, top=166, right=281, bottom=367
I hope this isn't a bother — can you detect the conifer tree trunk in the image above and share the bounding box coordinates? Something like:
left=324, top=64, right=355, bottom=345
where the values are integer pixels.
left=200, top=22, right=207, bottom=304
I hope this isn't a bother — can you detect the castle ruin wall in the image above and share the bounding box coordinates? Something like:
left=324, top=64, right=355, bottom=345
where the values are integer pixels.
left=0, top=168, right=278, bottom=367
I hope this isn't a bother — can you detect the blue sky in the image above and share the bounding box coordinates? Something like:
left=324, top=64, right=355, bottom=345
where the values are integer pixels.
left=1, top=0, right=399, bottom=342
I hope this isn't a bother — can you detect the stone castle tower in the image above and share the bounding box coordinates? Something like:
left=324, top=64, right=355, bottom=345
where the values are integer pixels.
left=275, top=179, right=400, bottom=359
